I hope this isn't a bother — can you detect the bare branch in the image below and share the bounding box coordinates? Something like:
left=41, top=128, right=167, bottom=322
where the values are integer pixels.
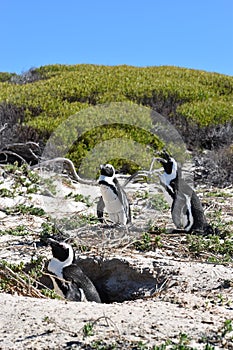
left=33, top=157, right=97, bottom=185
left=0, top=263, right=46, bottom=298
left=0, top=150, right=27, bottom=164
left=0, top=123, right=8, bottom=133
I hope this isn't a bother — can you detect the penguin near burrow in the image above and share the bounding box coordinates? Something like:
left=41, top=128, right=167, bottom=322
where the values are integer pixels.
left=97, top=163, right=131, bottom=225
left=47, top=238, right=101, bottom=303
left=155, top=151, right=213, bottom=234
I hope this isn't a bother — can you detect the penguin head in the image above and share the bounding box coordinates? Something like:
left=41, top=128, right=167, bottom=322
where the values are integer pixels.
left=155, top=151, right=177, bottom=175
left=49, top=238, right=74, bottom=262
left=48, top=239, right=75, bottom=277
left=100, top=164, right=115, bottom=177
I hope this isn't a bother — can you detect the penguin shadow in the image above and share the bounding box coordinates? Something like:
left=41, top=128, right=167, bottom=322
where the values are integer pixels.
left=165, top=225, right=220, bottom=236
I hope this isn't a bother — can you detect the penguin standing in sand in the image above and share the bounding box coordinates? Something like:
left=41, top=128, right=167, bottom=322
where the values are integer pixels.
left=47, top=238, right=101, bottom=302
left=97, top=164, right=131, bottom=225
left=156, top=152, right=211, bottom=233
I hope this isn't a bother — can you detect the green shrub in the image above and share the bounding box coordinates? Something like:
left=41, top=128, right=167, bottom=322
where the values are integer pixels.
left=0, top=64, right=232, bottom=177
left=0, top=72, right=16, bottom=82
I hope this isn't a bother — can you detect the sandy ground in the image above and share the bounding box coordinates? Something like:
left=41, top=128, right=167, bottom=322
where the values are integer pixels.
left=1, top=250, right=233, bottom=350
left=0, top=169, right=233, bottom=349
left=0, top=289, right=232, bottom=350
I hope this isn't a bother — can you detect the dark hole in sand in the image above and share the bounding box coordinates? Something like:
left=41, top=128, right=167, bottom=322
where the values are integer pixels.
left=36, top=256, right=170, bottom=304
left=74, top=257, right=165, bottom=303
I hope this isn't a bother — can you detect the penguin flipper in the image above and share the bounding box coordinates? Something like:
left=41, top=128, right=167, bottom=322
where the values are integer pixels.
left=97, top=196, right=105, bottom=223
left=190, top=191, right=207, bottom=231
left=171, top=192, right=189, bottom=229
left=63, top=264, right=101, bottom=303
left=113, top=178, right=131, bottom=224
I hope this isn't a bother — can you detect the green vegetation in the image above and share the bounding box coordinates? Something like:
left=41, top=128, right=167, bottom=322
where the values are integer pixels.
left=134, top=232, right=162, bottom=252
left=187, top=231, right=233, bottom=263
left=39, top=221, right=59, bottom=241
left=84, top=322, right=233, bottom=349
left=1, top=64, right=232, bottom=175
left=0, top=72, right=16, bottom=82
left=0, top=257, right=61, bottom=299
left=1, top=64, right=232, bottom=127
left=65, top=192, right=92, bottom=207
left=83, top=322, right=94, bottom=337
left=56, top=213, right=100, bottom=230
left=0, top=188, right=15, bottom=197
left=0, top=225, right=29, bottom=236
left=147, top=193, right=170, bottom=211
left=0, top=163, right=41, bottom=197
left=4, top=204, right=45, bottom=216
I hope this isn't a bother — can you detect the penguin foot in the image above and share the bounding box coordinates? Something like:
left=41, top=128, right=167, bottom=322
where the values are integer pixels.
left=102, top=222, right=126, bottom=229
left=168, top=228, right=188, bottom=234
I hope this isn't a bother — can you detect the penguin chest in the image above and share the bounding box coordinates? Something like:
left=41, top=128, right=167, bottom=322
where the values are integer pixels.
left=171, top=192, right=194, bottom=231
left=100, top=185, right=123, bottom=213
left=182, top=194, right=194, bottom=231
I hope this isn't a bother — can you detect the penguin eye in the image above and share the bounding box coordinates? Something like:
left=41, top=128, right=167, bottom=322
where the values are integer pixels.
left=106, top=164, right=113, bottom=169
left=60, top=243, right=69, bottom=250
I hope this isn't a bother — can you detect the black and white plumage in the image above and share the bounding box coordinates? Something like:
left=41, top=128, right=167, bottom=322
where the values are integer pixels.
left=48, top=239, right=101, bottom=303
left=97, top=164, right=131, bottom=225
left=157, top=152, right=210, bottom=233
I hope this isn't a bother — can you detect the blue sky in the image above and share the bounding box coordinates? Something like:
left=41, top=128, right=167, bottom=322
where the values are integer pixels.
left=1, top=0, right=232, bottom=76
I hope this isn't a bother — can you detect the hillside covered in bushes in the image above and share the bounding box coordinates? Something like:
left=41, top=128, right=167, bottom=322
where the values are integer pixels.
left=0, top=64, right=232, bottom=184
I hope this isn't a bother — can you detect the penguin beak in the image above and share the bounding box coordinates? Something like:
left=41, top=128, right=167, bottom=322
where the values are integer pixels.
left=153, top=157, right=167, bottom=165
left=47, top=238, right=61, bottom=248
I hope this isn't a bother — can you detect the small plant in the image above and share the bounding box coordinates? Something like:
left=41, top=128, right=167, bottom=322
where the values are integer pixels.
left=135, top=190, right=150, bottom=200
left=0, top=257, right=63, bottom=300
left=83, top=322, right=94, bottom=337
left=148, top=193, right=170, bottom=211
left=136, top=341, right=148, bottom=349
left=203, top=345, right=215, bottom=350
left=206, top=190, right=231, bottom=198
left=40, top=177, right=57, bottom=196
left=41, top=288, right=62, bottom=299
left=134, top=232, right=162, bottom=252
left=4, top=204, right=45, bottom=216
left=177, top=333, right=190, bottom=347
left=0, top=164, right=42, bottom=197
left=147, top=220, right=167, bottom=234
left=134, top=232, right=151, bottom=251
left=186, top=231, right=233, bottom=263
left=40, top=221, right=60, bottom=241
left=90, top=340, right=116, bottom=349
left=27, top=256, right=46, bottom=279
left=0, top=188, right=15, bottom=198
left=3, top=163, right=20, bottom=173
left=57, top=214, right=99, bottom=230
left=221, top=319, right=232, bottom=338
left=0, top=225, right=29, bottom=236
left=202, top=319, right=233, bottom=348
left=65, top=192, right=92, bottom=207
left=0, top=260, right=25, bottom=293
left=151, top=334, right=193, bottom=350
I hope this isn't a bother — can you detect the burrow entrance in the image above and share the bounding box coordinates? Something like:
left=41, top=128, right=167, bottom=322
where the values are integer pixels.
left=74, top=257, right=170, bottom=303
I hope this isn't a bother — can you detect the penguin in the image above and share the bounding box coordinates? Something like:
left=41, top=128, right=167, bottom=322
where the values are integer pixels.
left=97, top=163, right=131, bottom=225
left=156, top=152, right=211, bottom=234
left=47, top=238, right=101, bottom=303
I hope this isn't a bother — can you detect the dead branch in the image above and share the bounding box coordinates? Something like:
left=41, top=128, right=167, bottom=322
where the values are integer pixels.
left=2, top=142, right=41, bottom=163
left=32, top=157, right=97, bottom=185
left=0, top=150, right=27, bottom=164
left=0, top=123, right=8, bottom=133
left=0, top=263, right=46, bottom=298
